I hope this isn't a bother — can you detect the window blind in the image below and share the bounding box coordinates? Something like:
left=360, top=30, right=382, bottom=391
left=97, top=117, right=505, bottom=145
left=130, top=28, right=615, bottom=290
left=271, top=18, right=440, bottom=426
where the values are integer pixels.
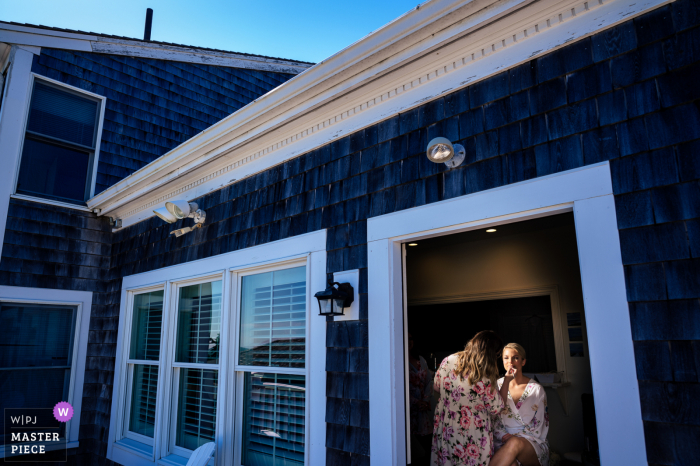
left=176, top=282, right=222, bottom=365
left=242, top=373, right=305, bottom=466
left=130, top=291, right=164, bottom=361
left=27, top=81, right=98, bottom=148
left=176, top=368, right=218, bottom=451
left=239, top=267, right=306, bottom=368
left=129, top=365, right=159, bottom=438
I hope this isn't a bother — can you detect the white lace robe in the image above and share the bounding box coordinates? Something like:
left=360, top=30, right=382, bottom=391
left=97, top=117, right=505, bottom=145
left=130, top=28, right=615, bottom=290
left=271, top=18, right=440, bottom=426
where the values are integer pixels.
left=493, top=378, right=550, bottom=466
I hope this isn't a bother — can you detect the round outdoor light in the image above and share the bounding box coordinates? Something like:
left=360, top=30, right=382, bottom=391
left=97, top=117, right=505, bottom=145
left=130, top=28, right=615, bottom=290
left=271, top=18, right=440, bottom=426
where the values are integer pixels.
left=314, top=280, right=355, bottom=317
left=166, top=200, right=198, bottom=219
left=153, top=207, right=177, bottom=223
left=426, top=137, right=466, bottom=168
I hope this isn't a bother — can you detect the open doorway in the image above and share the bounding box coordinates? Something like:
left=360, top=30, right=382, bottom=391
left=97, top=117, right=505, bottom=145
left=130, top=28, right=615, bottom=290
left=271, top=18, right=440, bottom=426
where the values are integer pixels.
left=404, top=213, right=597, bottom=466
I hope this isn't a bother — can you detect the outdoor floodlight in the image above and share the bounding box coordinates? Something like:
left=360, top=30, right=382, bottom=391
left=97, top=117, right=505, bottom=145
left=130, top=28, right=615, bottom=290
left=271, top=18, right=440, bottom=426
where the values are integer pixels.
left=426, top=137, right=466, bottom=168
left=153, top=207, right=178, bottom=223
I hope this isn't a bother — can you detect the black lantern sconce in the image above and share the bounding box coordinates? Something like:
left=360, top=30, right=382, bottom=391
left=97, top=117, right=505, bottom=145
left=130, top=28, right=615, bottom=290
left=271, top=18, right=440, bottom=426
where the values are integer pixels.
left=314, top=280, right=354, bottom=317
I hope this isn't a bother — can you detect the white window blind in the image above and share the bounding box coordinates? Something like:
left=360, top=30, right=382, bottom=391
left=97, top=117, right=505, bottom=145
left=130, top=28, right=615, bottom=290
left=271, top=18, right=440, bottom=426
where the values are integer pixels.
left=126, top=290, right=163, bottom=440
left=242, top=373, right=306, bottom=466
left=176, top=368, right=218, bottom=451
left=239, top=267, right=306, bottom=368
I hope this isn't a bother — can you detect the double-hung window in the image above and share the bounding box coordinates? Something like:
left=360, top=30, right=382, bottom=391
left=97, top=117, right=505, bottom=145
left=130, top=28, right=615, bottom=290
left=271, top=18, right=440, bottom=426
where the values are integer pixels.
left=15, top=76, right=105, bottom=205
left=236, top=266, right=307, bottom=466
left=110, top=233, right=326, bottom=466
left=0, top=286, right=92, bottom=457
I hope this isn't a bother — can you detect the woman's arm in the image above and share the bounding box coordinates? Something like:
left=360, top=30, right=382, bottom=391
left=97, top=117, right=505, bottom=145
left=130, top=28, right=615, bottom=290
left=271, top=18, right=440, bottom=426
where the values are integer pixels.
left=499, top=368, right=515, bottom=404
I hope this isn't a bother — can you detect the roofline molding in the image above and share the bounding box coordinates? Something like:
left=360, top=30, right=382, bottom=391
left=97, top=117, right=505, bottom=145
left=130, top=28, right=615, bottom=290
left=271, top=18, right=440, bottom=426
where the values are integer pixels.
left=0, top=22, right=313, bottom=73
left=84, top=0, right=669, bottom=227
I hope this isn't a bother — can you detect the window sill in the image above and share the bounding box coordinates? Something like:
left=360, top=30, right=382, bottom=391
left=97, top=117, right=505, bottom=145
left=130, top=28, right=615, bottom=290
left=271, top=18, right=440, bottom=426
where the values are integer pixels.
left=157, top=454, right=189, bottom=466
left=114, top=438, right=153, bottom=460
left=11, top=194, right=92, bottom=212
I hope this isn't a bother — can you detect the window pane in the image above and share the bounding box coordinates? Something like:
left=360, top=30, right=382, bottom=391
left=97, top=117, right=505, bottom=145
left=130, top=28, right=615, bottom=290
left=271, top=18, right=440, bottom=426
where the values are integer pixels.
left=16, top=137, right=91, bottom=203
left=176, top=281, right=222, bottom=364
left=176, top=368, right=218, bottom=451
left=130, top=291, right=164, bottom=361
left=27, top=81, right=98, bottom=147
left=0, top=302, right=76, bottom=368
left=0, top=368, right=70, bottom=443
left=129, top=364, right=158, bottom=438
left=242, top=373, right=305, bottom=466
left=239, top=267, right=306, bottom=368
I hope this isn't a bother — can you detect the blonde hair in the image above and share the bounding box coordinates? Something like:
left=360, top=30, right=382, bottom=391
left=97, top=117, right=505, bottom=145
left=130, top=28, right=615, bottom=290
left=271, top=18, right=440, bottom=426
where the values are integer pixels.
left=503, top=342, right=527, bottom=360
left=454, top=330, right=502, bottom=389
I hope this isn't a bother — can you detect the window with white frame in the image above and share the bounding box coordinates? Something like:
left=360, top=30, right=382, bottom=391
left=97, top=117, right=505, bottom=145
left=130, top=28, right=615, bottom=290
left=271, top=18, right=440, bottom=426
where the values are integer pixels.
left=15, top=76, right=104, bottom=205
left=0, top=286, right=92, bottom=457
left=116, top=262, right=309, bottom=466
left=236, top=266, right=307, bottom=466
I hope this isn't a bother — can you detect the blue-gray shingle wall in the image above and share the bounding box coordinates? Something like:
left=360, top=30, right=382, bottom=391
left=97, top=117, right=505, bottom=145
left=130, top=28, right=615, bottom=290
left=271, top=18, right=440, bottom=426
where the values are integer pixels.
left=31, top=49, right=295, bottom=194
left=1, top=2, right=699, bottom=464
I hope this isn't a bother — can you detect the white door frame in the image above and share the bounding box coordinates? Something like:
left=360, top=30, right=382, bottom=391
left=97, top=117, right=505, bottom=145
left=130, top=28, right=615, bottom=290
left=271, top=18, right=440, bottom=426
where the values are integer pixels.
left=367, top=162, right=646, bottom=466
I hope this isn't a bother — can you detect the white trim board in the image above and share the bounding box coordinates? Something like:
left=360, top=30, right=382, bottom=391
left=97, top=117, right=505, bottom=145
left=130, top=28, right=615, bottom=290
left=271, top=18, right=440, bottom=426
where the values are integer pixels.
left=107, top=230, right=327, bottom=466
left=0, top=23, right=312, bottom=74
left=366, top=162, right=646, bottom=466
left=84, top=0, right=671, bottom=229
left=0, top=286, right=92, bottom=453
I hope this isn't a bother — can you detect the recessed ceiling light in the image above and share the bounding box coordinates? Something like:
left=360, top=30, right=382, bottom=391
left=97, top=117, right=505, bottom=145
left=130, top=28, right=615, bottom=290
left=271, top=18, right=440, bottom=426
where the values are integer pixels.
left=408, top=243, right=418, bottom=246
left=486, top=228, right=497, bottom=233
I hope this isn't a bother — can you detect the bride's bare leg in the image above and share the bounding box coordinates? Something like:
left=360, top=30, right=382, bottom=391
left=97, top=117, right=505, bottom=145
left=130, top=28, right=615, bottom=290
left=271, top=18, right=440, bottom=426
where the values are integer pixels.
left=490, top=437, right=540, bottom=466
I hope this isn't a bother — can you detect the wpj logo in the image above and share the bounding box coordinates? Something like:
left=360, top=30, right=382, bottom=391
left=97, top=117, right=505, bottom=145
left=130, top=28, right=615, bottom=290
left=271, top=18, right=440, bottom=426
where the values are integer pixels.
left=3, top=403, right=71, bottom=462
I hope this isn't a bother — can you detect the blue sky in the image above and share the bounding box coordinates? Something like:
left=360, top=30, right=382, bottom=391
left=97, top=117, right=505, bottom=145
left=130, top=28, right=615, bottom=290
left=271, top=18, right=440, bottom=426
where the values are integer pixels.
left=1, top=0, right=423, bottom=63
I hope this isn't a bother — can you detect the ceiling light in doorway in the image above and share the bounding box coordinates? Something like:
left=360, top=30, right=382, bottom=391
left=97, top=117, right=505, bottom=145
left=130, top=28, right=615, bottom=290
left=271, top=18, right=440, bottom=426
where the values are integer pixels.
left=426, top=137, right=466, bottom=168
left=408, top=243, right=418, bottom=246
left=486, top=228, right=497, bottom=233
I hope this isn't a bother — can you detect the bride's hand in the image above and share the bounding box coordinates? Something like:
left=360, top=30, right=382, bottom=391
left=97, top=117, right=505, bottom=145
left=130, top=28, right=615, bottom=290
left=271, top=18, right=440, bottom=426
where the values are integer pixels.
left=505, top=367, right=516, bottom=379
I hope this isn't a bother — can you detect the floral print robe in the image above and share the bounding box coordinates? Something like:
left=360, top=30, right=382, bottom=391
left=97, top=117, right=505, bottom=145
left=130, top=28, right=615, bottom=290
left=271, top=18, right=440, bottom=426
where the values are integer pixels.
left=430, top=355, right=504, bottom=466
left=493, top=378, right=550, bottom=466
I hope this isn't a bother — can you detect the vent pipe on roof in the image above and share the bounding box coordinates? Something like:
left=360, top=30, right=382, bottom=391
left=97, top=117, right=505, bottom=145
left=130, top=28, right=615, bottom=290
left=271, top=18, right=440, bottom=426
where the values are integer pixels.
left=144, top=8, right=153, bottom=41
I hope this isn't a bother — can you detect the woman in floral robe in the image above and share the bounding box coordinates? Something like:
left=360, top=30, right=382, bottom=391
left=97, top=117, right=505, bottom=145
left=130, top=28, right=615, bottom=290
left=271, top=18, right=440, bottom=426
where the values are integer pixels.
left=430, top=331, right=508, bottom=466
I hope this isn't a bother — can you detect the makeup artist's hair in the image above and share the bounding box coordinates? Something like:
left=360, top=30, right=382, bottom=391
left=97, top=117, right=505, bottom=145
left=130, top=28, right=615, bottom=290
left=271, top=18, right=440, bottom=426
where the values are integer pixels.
left=454, top=330, right=503, bottom=389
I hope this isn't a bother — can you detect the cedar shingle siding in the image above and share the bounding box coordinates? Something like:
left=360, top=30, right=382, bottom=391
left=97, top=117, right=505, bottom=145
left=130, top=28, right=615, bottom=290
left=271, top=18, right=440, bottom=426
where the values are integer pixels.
left=1, top=1, right=699, bottom=464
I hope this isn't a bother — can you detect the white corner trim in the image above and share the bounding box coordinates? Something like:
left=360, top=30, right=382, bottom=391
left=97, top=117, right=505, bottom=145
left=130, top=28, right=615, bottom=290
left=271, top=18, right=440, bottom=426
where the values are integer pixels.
left=0, top=286, right=93, bottom=448
left=367, top=162, right=646, bottom=465
left=0, top=23, right=312, bottom=73
left=88, top=0, right=670, bottom=229
left=0, top=46, right=34, bottom=261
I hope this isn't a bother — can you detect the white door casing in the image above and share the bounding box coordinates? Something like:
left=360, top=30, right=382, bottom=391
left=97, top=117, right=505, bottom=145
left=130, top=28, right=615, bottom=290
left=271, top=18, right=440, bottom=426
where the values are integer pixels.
left=367, top=162, right=645, bottom=466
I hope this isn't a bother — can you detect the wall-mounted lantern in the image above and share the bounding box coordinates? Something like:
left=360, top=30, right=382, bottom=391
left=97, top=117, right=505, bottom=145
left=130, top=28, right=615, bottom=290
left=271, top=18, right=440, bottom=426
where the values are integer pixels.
left=314, top=280, right=354, bottom=317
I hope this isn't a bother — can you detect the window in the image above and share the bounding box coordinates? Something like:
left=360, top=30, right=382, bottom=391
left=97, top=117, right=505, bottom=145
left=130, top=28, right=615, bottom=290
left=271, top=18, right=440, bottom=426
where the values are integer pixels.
left=15, top=76, right=104, bottom=205
left=0, top=302, right=77, bottom=444
left=109, top=232, right=326, bottom=466
left=0, top=286, right=92, bottom=457
left=237, top=267, right=307, bottom=466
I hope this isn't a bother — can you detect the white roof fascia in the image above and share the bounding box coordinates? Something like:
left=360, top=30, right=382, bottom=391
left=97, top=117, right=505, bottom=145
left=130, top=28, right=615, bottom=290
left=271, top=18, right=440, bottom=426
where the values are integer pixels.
left=0, top=23, right=312, bottom=73
left=87, top=0, right=669, bottom=227
left=88, top=0, right=535, bottom=210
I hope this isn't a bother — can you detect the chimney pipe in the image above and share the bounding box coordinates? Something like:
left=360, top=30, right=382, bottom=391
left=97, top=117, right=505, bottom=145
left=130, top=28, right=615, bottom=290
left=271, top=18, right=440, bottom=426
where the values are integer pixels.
left=144, top=8, right=153, bottom=41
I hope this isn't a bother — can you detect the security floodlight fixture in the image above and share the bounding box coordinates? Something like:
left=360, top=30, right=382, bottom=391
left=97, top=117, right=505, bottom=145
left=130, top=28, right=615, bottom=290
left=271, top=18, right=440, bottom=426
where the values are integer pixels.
left=153, top=207, right=178, bottom=223
left=314, top=280, right=355, bottom=317
left=426, top=137, right=466, bottom=168
left=165, top=201, right=205, bottom=224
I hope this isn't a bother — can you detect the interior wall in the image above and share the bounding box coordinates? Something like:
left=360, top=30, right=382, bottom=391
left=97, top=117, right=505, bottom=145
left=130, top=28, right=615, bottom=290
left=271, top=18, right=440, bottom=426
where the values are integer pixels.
left=406, top=217, right=591, bottom=454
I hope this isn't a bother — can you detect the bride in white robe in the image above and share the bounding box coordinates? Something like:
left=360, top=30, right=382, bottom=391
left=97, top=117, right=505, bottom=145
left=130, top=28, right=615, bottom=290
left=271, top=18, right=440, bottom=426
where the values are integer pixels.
left=490, top=343, right=549, bottom=466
